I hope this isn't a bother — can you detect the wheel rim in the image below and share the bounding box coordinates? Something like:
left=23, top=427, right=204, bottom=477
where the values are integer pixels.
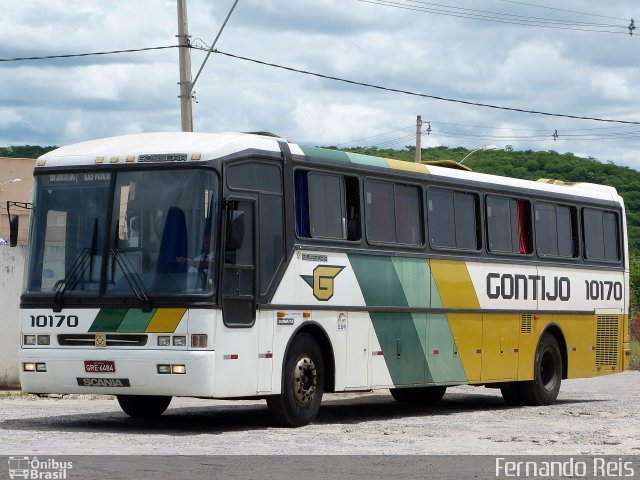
left=540, top=348, right=558, bottom=391
left=292, top=355, right=317, bottom=406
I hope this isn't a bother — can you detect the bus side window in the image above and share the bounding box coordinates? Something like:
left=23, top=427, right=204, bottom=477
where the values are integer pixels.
left=294, top=170, right=360, bottom=241
left=486, top=195, right=532, bottom=255
left=583, top=208, right=620, bottom=262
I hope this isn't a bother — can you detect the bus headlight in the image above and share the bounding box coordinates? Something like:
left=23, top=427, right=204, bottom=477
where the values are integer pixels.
left=37, top=335, right=50, bottom=345
left=172, top=336, right=187, bottom=347
left=157, top=336, right=170, bottom=347
left=23, top=335, right=36, bottom=346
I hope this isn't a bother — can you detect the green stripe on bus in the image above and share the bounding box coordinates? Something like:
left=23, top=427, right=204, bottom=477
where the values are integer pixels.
left=117, top=309, right=157, bottom=332
left=348, top=254, right=434, bottom=385
left=88, top=309, right=128, bottom=332
left=427, top=313, right=468, bottom=383
left=300, top=146, right=351, bottom=163
left=344, top=151, right=389, bottom=169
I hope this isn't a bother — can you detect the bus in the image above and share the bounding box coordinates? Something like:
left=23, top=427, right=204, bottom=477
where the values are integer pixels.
left=17, top=132, right=631, bottom=426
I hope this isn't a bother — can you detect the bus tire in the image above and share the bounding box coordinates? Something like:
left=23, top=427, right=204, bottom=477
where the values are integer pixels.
left=520, top=333, right=562, bottom=406
left=389, top=386, right=447, bottom=403
left=500, top=383, right=524, bottom=405
left=117, top=395, right=172, bottom=418
left=267, top=333, right=324, bottom=427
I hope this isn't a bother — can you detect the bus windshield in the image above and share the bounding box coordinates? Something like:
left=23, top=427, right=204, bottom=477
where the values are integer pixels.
left=24, top=169, right=219, bottom=301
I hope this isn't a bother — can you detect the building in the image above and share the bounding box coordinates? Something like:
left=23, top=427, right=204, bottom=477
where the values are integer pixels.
left=0, top=157, right=35, bottom=245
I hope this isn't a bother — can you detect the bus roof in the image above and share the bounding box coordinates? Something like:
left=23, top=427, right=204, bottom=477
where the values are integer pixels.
left=39, top=131, right=621, bottom=204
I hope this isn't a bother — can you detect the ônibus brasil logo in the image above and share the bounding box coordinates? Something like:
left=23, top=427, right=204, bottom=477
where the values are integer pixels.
left=8, top=456, right=73, bottom=479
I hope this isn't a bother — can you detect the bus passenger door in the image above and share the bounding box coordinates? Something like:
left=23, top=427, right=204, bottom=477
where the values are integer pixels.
left=222, top=199, right=256, bottom=327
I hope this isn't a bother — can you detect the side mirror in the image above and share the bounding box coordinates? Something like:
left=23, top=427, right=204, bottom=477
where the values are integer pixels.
left=226, top=210, right=245, bottom=250
left=9, top=215, right=19, bottom=247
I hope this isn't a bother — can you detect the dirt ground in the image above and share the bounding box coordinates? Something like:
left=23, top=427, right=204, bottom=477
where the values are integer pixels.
left=0, top=371, right=638, bottom=455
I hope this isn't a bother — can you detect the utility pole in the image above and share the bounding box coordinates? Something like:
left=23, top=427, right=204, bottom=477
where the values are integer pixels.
left=415, top=115, right=422, bottom=162
left=177, top=0, right=194, bottom=132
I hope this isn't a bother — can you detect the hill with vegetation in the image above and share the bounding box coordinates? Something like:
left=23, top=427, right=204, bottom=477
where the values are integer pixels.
left=0, top=145, right=57, bottom=158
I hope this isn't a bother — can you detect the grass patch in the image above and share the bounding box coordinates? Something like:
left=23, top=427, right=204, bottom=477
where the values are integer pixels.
left=630, top=340, right=640, bottom=370
left=0, top=391, right=32, bottom=399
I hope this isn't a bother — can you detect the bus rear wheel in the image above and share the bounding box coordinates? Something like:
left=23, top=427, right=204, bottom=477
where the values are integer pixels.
left=390, top=386, right=447, bottom=403
left=267, top=333, right=324, bottom=427
left=520, top=333, right=563, bottom=406
left=117, top=395, right=172, bottom=418
left=500, top=383, right=525, bottom=405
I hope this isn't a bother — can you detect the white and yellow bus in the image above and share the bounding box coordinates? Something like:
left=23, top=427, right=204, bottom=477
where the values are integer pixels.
left=17, top=132, right=631, bottom=426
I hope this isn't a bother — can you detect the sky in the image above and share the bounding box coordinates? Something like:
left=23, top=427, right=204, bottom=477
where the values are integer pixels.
left=1, top=0, right=640, bottom=168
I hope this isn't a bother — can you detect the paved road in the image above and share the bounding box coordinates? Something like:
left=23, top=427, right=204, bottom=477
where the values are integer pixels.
left=0, top=371, right=638, bottom=455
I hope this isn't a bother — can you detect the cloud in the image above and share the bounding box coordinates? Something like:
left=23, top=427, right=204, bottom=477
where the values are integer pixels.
left=1, top=0, right=640, bottom=169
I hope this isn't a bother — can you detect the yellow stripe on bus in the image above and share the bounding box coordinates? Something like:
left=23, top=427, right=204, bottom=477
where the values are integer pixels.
left=145, top=308, right=187, bottom=333
left=384, top=158, right=430, bottom=174
left=429, top=259, right=479, bottom=309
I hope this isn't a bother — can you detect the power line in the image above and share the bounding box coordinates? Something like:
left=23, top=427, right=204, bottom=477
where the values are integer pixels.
left=207, top=48, right=640, bottom=126
left=358, top=0, right=633, bottom=35
left=492, top=0, right=629, bottom=22
left=0, top=45, right=180, bottom=63
left=387, top=0, right=625, bottom=28
left=334, top=125, right=415, bottom=146
left=4, top=43, right=640, bottom=128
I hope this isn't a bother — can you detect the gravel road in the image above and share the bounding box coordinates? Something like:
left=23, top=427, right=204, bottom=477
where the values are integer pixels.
left=0, top=371, right=638, bottom=455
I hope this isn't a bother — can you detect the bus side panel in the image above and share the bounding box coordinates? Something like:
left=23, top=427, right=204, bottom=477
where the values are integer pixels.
left=213, top=319, right=260, bottom=397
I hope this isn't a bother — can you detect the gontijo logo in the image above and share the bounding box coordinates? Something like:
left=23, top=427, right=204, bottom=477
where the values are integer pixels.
left=301, top=265, right=345, bottom=301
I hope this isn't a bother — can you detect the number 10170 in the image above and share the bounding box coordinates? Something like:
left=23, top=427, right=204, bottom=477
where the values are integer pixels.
left=584, top=280, right=623, bottom=301
left=30, top=315, right=79, bottom=328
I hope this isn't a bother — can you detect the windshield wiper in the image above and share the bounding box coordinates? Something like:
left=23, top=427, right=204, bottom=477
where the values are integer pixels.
left=53, top=218, right=99, bottom=312
left=53, top=247, right=95, bottom=311
left=110, top=248, right=151, bottom=307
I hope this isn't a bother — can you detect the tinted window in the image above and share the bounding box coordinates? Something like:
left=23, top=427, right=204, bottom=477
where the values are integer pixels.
left=428, top=188, right=478, bottom=250
left=308, top=173, right=344, bottom=239
left=428, top=189, right=455, bottom=248
left=535, top=202, right=577, bottom=258
left=259, top=193, right=284, bottom=294
left=487, top=195, right=531, bottom=254
left=583, top=209, right=605, bottom=260
left=366, top=180, right=395, bottom=243
left=295, top=171, right=361, bottom=241
left=603, top=212, right=619, bottom=261
left=535, top=202, right=558, bottom=256
left=557, top=206, right=575, bottom=257
left=227, top=163, right=281, bottom=193
left=396, top=184, right=422, bottom=245
left=584, top=208, right=620, bottom=261
left=366, top=180, right=422, bottom=245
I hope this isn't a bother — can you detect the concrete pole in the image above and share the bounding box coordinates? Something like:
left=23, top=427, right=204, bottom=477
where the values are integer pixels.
left=177, top=0, right=194, bottom=132
left=415, top=115, right=422, bottom=162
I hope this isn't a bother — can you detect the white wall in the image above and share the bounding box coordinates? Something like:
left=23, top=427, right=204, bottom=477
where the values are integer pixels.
left=0, top=245, right=25, bottom=388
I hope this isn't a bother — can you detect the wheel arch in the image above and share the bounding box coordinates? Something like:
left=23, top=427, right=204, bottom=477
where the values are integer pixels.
left=539, top=322, right=568, bottom=380
left=282, top=321, right=336, bottom=393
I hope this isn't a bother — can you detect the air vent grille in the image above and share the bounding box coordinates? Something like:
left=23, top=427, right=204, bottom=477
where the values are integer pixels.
left=596, top=315, right=619, bottom=368
left=520, top=314, right=532, bottom=334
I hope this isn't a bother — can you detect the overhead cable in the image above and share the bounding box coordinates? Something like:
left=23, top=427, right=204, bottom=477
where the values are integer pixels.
left=206, top=47, right=640, bottom=125
left=0, top=45, right=179, bottom=63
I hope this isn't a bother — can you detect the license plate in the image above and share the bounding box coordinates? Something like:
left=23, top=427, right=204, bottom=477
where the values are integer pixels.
left=84, top=360, right=115, bottom=373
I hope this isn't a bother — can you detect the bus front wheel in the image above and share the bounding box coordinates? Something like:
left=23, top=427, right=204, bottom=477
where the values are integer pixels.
left=117, top=395, right=172, bottom=418
left=520, top=333, right=563, bottom=405
left=267, top=333, right=324, bottom=427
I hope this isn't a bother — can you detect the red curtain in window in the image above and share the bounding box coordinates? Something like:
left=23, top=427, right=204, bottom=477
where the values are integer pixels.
left=518, top=200, right=529, bottom=254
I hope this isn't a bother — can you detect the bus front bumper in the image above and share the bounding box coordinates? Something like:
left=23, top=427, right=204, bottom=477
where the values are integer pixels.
left=18, top=348, right=216, bottom=397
